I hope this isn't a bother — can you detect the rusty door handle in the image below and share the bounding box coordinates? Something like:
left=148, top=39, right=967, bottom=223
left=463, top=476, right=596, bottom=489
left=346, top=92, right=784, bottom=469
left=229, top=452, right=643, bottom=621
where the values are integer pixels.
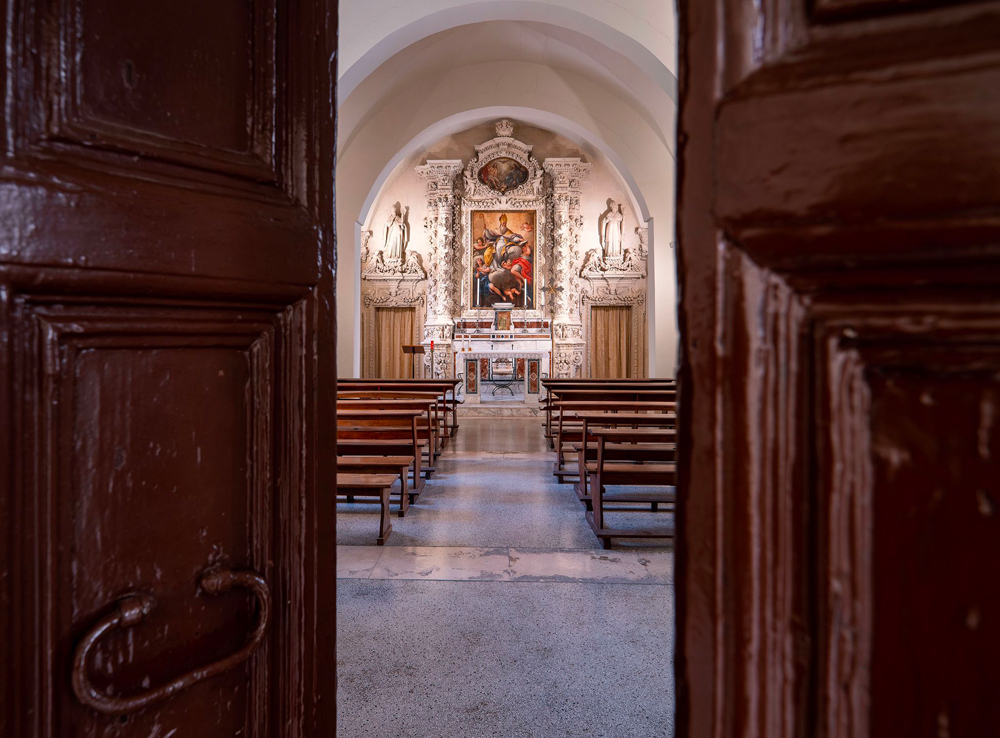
left=72, top=568, right=271, bottom=715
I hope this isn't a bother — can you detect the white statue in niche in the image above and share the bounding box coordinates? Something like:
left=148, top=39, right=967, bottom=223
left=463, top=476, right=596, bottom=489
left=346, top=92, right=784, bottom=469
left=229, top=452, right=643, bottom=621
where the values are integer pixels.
left=382, top=204, right=408, bottom=261
left=601, top=200, right=625, bottom=259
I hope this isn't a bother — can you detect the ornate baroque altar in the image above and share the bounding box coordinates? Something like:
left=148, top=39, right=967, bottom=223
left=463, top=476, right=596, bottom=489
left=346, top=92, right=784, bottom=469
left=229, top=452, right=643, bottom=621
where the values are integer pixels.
left=361, top=119, right=649, bottom=390
left=414, top=119, right=592, bottom=390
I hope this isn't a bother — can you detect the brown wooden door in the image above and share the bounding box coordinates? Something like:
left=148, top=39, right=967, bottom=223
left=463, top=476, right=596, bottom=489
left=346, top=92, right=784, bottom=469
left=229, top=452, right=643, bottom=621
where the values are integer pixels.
left=677, top=2, right=1000, bottom=737
left=0, top=1, right=337, bottom=735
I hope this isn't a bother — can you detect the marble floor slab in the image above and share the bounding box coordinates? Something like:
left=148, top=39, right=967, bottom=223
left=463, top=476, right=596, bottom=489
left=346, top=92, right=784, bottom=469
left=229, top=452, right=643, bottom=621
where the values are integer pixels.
left=508, top=547, right=672, bottom=584
left=336, top=545, right=384, bottom=578
left=338, top=545, right=674, bottom=585
left=368, top=546, right=512, bottom=581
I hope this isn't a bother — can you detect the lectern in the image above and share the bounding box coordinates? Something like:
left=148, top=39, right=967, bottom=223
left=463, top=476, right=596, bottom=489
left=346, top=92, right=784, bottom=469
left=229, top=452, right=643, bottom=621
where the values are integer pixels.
left=401, top=344, right=425, bottom=379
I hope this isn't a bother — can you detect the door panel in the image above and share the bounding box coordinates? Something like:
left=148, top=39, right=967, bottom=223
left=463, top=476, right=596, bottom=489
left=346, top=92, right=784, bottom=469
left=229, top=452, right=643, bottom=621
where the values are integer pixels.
left=50, top=308, right=273, bottom=735
left=17, top=0, right=277, bottom=181
left=0, top=0, right=336, bottom=735
left=74, top=0, right=269, bottom=164
left=867, top=366, right=1000, bottom=736
left=677, top=1, right=1000, bottom=737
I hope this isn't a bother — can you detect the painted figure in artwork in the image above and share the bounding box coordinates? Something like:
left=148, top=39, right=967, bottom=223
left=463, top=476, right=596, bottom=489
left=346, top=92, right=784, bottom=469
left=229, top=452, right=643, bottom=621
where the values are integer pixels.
left=477, top=157, right=529, bottom=194
left=488, top=259, right=522, bottom=301
left=509, top=244, right=533, bottom=308
left=471, top=211, right=535, bottom=309
left=383, top=204, right=407, bottom=260
left=484, top=213, right=527, bottom=265
left=474, top=235, right=495, bottom=268
left=474, top=255, right=492, bottom=305
left=601, top=200, right=624, bottom=259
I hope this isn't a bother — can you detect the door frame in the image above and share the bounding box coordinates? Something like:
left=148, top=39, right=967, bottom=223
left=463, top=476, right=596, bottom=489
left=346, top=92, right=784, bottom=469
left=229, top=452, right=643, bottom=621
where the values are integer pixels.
left=676, top=1, right=1000, bottom=737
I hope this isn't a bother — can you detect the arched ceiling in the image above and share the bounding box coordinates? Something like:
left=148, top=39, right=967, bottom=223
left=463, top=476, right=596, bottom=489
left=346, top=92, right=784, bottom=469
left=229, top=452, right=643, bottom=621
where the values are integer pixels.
left=338, top=19, right=677, bottom=229
left=338, top=0, right=678, bottom=106
left=339, top=21, right=675, bottom=160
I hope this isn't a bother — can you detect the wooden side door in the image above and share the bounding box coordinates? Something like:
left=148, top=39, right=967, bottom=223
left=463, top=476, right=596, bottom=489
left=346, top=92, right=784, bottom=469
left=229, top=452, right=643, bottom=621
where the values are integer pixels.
left=0, top=1, right=337, bottom=735
left=676, top=1, right=1000, bottom=736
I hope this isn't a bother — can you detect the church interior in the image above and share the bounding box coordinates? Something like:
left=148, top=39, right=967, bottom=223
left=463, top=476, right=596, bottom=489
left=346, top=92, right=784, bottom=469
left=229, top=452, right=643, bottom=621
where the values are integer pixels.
left=2, top=0, right=997, bottom=736
left=335, top=3, right=680, bottom=735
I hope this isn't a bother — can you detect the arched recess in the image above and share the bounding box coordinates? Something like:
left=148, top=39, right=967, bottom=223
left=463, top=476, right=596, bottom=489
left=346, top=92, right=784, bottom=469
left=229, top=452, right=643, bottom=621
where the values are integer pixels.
left=339, top=106, right=674, bottom=379
left=336, top=10, right=678, bottom=379
left=338, top=0, right=678, bottom=106
left=359, top=107, right=651, bottom=228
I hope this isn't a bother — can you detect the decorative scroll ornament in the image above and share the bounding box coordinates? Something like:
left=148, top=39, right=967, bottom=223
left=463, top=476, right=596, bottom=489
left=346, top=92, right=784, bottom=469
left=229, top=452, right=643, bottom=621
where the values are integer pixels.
left=495, top=118, right=516, bottom=138
left=635, top=226, right=649, bottom=258
left=579, top=248, right=645, bottom=278
left=360, top=229, right=374, bottom=263
left=364, top=250, right=428, bottom=280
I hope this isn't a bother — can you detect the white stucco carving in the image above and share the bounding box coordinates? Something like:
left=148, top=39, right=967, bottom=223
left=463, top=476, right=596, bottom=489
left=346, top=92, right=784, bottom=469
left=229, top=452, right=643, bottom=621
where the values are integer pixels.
left=601, top=200, right=624, bottom=259
left=461, top=123, right=545, bottom=207
left=579, top=203, right=646, bottom=278
left=494, top=118, right=515, bottom=138
left=384, top=205, right=407, bottom=260
left=542, top=157, right=591, bottom=377
left=635, top=226, right=649, bottom=258
left=360, top=229, right=374, bottom=263
left=362, top=205, right=428, bottom=280
left=360, top=120, right=649, bottom=379
left=415, top=159, right=465, bottom=374
left=458, top=123, right=549, bottom=322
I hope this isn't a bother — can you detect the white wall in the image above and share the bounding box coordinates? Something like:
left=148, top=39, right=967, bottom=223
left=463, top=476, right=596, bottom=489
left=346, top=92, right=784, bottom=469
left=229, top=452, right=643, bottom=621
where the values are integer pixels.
left=336, top=9, right=678, bottom=377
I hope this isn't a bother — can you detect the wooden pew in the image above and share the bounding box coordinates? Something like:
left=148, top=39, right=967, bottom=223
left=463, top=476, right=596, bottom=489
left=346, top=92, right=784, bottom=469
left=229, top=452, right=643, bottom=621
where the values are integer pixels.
left=548, top=388, right=676, bottom=446
left=542, top=378, right=677, bottom=384
left=336, top=473, right=397, bottom=545
left=338, top=379, right=462, bottom=436
left=339, top=390, right=452, bottom=443
left=552, top=401, right=675, bottom=481
left=571, top=413, right=677, bottom=508
left=338, top=398, right=440, bottom=465
left=337, top=437, right=426, bottom=498
left=337, top=456, right=413, bottom=515
left=585, top=427, right=676, bottom=549
left=540, top=379, right=676, bottom=445
left=336, top=408, right=428, bottom=492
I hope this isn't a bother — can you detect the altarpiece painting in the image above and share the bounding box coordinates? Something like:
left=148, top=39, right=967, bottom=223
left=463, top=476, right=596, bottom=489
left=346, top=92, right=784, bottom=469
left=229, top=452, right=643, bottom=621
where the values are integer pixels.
left=470, top=210, right=535, bottom=309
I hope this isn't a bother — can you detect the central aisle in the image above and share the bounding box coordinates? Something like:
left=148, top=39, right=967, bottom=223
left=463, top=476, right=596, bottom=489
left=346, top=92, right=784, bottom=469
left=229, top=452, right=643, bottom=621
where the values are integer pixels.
left=336, top=418, right=674, bottom=738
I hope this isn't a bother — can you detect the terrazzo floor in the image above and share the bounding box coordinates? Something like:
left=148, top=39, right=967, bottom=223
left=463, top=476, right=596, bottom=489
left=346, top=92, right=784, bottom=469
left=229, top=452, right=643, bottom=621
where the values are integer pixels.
left=336, top=417, right=674, bottom=738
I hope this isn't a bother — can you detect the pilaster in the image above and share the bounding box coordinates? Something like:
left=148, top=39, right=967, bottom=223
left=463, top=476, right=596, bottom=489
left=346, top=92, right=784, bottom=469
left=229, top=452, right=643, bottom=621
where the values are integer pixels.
left=415, top=159, right=464, bottom=376
left=543, top=157, right=591, bottom=377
